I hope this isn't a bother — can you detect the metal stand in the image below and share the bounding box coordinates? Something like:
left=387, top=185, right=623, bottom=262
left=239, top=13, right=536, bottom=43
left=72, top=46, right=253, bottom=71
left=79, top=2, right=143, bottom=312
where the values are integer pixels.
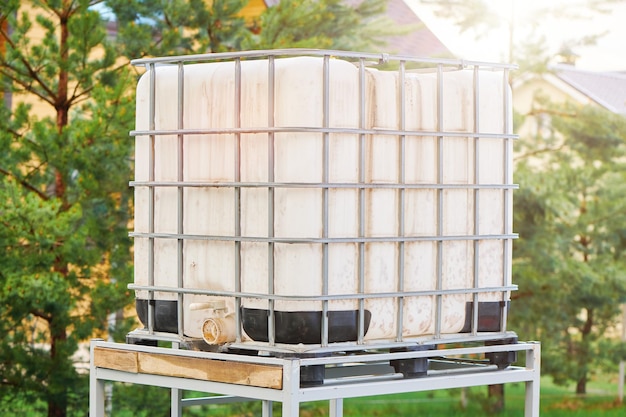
left=89, top=340, right=540, bottom=417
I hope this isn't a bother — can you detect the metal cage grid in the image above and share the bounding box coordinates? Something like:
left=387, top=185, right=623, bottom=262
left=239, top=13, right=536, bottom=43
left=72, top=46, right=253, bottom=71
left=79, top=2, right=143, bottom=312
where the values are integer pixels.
left=128, top=49, right=519, bottom=353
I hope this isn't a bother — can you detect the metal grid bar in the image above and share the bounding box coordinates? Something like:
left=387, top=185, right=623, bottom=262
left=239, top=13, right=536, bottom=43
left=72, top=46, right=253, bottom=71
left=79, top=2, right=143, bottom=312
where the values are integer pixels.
left=129, top=232, right=518, bottom=244
left=234, top=57, right=243, bottom=343
left=131, top=126, right=518, bottom=139
left=435, top=63, right=444, bottom=339
left=267, top=55, right=276, bottom=345
left=357, top=58, right=366, bottom=345
left=322, top=54, right=331, bottom=347
left=128, top=285, right=518, bottom=300
left=472, top=65, right=480, bottom=336
left=176, top=62, right=185, bottom=340
left=131, top=180, right=518, bottom=190
left=131, top=49, right=519, bottom=353
left=502, top=67, right=512, bottom=333
left=396, top=60, right=406, bottom=342
left=130, top=48, right=518, bottom=70
left=147, top=63, right=156, bottom=334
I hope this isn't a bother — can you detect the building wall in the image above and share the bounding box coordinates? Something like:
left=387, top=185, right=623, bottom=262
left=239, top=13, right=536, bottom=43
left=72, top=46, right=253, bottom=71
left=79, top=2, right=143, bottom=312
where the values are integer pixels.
left=241, top=0, right=268, bottom=20
left=513, top=75, right=595, bottom=139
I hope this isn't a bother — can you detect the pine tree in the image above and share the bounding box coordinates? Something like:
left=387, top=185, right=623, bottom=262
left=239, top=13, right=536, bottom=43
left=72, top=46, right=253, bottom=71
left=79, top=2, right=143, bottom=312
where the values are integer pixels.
left=0, top=1, right=135, bottom=415
left=512, top=101, right=626, bottom=394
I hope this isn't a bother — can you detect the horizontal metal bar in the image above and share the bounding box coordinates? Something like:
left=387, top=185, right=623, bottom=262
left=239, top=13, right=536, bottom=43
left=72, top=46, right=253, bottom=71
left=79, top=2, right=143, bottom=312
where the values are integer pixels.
left=129, top=232, right=518, bottom=243
left=128, top=284, right=517, bottom=300
left=181, top=395, right=256, bottom=407
left=130, top=180, right=518, bottom=190
left=304, top=342, right=535, bottom=367
left=95, top=367, right=286, bottom=401
left=299, top=367, right=536, bottom=402
left=225, top=331, right=521, bottom=355
left=130, top=125, right=518, bottom=140
left=130, top=48, right=518, bottom=70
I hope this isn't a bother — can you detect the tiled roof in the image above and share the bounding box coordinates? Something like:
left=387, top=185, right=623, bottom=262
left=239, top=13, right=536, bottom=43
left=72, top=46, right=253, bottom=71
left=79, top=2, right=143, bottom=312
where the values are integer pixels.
left=384, top=0, right=453, bottom=58
left=553, top=63, right=626, bottom=115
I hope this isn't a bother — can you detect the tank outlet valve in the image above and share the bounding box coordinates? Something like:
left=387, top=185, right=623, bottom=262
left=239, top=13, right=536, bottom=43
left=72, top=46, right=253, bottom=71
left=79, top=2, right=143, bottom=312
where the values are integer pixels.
left=202, top=316, right=236, bottom=345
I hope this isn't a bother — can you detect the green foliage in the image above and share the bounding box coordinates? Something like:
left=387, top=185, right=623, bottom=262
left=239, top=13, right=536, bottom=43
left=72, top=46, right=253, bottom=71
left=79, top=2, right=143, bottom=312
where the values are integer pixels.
left=246, top=0, right=399, bottom=51
left=0, top=1, right=135, bottom=415
left=107, top=0, right=401, bottom=56
left=511, top=101, right=626, bottom=393
left=107, top=0, right=251, bottom=56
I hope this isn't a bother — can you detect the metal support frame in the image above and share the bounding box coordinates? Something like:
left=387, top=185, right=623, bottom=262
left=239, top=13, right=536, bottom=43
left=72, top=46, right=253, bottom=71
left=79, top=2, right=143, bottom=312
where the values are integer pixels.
left=89, top=340, right=540, bottom=417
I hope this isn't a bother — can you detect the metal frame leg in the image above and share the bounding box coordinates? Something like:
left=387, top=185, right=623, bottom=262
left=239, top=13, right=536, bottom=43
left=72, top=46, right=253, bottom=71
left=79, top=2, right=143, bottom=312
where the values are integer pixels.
left=524, top=342, right=541, bottom=417
left=329, top=398, right=343, bottom=417
left=89, top=340, right=105, bottom=417
left=170, top=342, right=183, bottom=416
left=262, top=400, right=273, bottom=417
left=171, top=388, right=182, bottom=417
left=89, top=376, right=105, bottom=417
left=282, top=358, right=301, bottom=417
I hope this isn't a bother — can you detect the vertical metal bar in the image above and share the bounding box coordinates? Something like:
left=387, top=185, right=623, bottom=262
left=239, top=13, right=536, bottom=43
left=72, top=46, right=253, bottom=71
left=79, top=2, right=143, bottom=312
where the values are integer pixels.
left=281, top=358, right=301, bottom=417
left=501, top=68, right=512, bottom=333
left=396, top=61, right=406, bottom=342
left=234, top=58, right=243, bottom=342
left=524, top=343, right=541, bottom=417
left=89, top=340, right=105, bottom=417
left=357, top=58, right=366, bottom=344
left=171, top=340, right=182, bottom=417
left=262, top=400, right=273, bottom=417
left=177, top=62, right=185, bottom=339
left=329, top=398, right=344, bottom=417
left=435, top=64, right=444, bottom=339
left=321, top=55, right=331, bottom=347
left=147, top=63, right=156, bottom=334
left=267, top=55, right=276, bottom=346
left=472, top=65, right=480, bottom=336
left=170, top=386, right=182, bottom=417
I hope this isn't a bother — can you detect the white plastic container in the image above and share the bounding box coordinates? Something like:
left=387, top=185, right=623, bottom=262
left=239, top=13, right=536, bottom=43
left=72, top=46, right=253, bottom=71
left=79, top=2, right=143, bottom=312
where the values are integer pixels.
left=133, top=53, right=514, bottom=346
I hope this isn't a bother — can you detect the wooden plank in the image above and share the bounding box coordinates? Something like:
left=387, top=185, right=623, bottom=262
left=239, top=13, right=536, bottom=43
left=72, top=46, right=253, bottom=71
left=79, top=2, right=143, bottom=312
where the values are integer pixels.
left=137, top=352, right=283, bottom=389
left=93, top=346, right=283, bottom=389
left=94, top=347, right=139, bottom=373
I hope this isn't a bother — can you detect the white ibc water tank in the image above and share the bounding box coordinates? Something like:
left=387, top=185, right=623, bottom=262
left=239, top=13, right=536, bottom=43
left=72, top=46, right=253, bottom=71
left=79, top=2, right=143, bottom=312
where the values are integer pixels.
left=132, top=52, right=515, bottom=347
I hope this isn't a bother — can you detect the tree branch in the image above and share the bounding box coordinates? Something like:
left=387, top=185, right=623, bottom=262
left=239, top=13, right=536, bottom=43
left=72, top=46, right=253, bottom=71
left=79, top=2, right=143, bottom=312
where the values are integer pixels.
left=0, top=67, right=56, bottom=106
left=0, top=167, right=49, bottom=201
left=514, top=143, right=566, bottom=161
left=0, top=25, right=58, bottom=102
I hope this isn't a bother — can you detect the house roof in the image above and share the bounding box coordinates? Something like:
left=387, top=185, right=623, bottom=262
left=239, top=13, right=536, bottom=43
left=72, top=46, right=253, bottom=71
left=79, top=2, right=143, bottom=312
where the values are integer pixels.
left=552, top=63, right=626, bottom=115
left=384, top=0, right=453, bottom=58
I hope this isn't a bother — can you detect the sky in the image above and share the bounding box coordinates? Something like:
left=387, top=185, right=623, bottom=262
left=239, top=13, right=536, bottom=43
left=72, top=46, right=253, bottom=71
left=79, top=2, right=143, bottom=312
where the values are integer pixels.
left=405, top=0, right=626, bottom=71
